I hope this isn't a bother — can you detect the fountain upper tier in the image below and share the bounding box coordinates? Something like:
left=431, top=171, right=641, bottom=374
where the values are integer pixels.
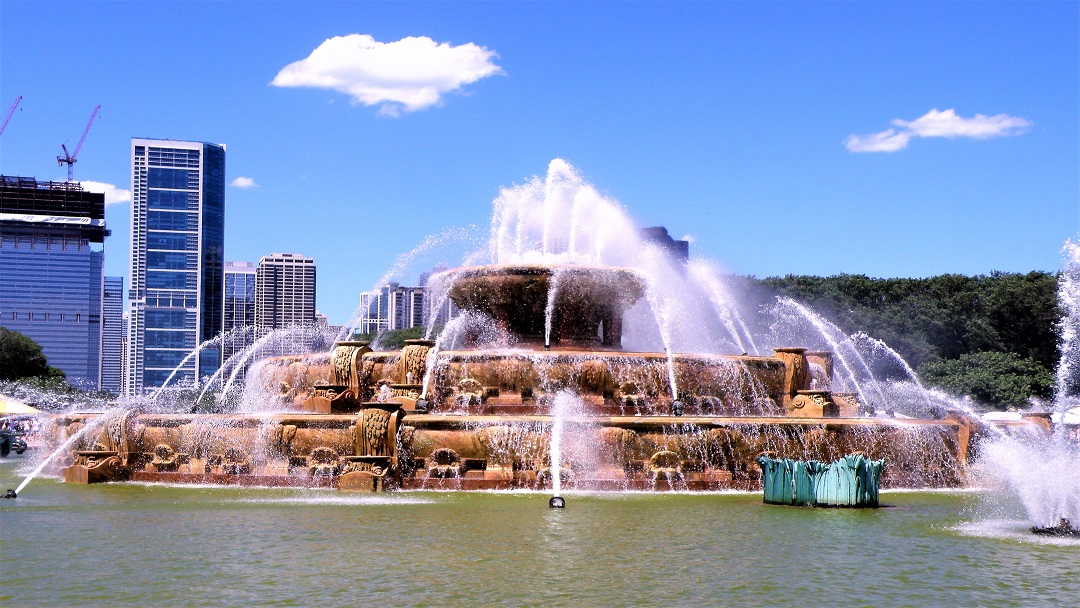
left=440, top=264, right=645, bottom=350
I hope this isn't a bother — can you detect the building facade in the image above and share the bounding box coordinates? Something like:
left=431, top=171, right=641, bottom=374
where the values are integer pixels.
left=222, top=261, right=257, bottom=365
left=254, top=253, right=316, bottom=329
left=357, top=282, right=426, bottom=335
left=101, top=276, right=125, bottom=394
left=0, top=176, right=108, bottom=388
left=127, top=139, right=225, bottom=393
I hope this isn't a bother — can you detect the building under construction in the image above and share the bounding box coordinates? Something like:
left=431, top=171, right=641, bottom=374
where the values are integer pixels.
left=0, top=176, right=110, bottom=388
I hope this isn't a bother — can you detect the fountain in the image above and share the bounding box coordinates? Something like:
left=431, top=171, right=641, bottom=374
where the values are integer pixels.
left=36, top=160, right=982, bottom=494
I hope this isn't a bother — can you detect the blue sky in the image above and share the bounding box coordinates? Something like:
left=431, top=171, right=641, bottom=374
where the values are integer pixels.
left=2, top=1, right=1076, bottom=324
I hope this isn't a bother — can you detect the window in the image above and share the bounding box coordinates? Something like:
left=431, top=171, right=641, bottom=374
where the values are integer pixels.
left=145, top=330, right=188, bottom=349
left=147, top=189, right=189, bottom=210
left=145, top=310, right=188, bottom=328
left=147, top=211, right=191, bottom=231
left=146, top=271, right=191, bottom=289
left=148, top=251, right=189, bottom=270
left=145, top=349, right=189, bottom=368
left=147, top=168, right=190, bottom=189
left=147, top=232, right=189, bottom=250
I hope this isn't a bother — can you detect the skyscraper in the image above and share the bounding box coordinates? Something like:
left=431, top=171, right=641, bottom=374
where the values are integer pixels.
left=0, top=176, right=108, bottom=388
left=254, top=253, right=316, bottom=329
left=222, top=261, right=256, bottom=365
left=127, top=139, right=225, bottom=393
left=101, top=276, right=125, bottom=394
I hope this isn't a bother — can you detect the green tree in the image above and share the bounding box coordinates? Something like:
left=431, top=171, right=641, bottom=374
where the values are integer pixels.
left=0, top=327, right=52, bottom=380
left=918, top=351, right=1053, bottom=410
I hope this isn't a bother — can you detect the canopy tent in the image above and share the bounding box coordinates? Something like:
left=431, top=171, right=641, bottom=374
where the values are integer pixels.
left=0, top=394, right=41, bottom=415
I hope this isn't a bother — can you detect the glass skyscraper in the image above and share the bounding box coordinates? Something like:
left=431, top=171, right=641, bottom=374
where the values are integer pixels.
left=0, top=176, right=108, bottom=389
left=222, top=260, right=256, bottom=365
left=127, top=139, right=225, bottom=393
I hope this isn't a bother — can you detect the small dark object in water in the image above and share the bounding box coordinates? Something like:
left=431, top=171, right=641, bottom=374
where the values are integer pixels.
left=549, top=496, right=565, bottom=508
left=414, top=398, right=429, bottom=414
left=3, top=489, right=16, bottom=499
left=670, top=400, right=684, bottom=417
left=1032, top=518, right=1080, bottom=536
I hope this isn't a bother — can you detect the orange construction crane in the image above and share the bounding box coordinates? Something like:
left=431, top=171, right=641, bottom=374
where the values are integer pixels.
left=57, top=104, right=101, bottom=181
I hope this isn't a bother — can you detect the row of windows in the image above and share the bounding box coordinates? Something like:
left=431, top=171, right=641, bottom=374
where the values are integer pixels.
left=145, top=309, right=192, bottom=328
left=147, top=251, right=195, bottom=271
left=147, top=270, right=196, bottom=290
left=147, top=189, right=194, bottom=210
left=147, top=148, right=201, bottom=168
left=147, top=231, right=194, bottom=251
left=5, top=311, right=87, bottom=322
left=147, top=210, right=197, bottom=231
left=0, top=235, right=90, bottom=251
left=145, top=329, right=194, bottom=349
left=145, top=349, right=190, bottom=369
left=144, top=296, right=197, bottom=308
left=147, top=168, right=195, bottom=189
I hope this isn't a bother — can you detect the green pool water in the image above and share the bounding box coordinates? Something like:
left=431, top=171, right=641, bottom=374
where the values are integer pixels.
left=2, top=459, right=1077, bottom=607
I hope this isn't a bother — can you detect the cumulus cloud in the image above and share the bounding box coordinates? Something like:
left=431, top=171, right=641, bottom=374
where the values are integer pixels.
left=845, top=108, right=1032, bottom=153
left=271, top=34, right=504, bottom=116
left=230, top=176, right=258, bottom=189
left=79, top=181, right=131, bottom=206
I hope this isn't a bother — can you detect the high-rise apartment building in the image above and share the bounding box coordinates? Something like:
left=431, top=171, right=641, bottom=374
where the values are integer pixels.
left=0, top=176, right=108, bottom=388
left=357, top=282, right=425, bottom=335
left=101, top=276, right=125, bottom=394
left=254, top=253, right=316, bottom=329
left=127, top=139, right=225, bottom=393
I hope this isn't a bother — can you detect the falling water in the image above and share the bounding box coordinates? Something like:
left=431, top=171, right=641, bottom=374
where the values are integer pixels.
left=13, top=413, right=112, bottom=495
left=550, top=391, right=578, bottom=498
left=151, top=333, right=226, bottom=398
left=970, top=236, right=1080, bottom=532
left=851, top=331, right=935, bottom=412
left=688, top=259, right=759, bottom=355
left=543, top=268, right=565, bottom=349
left=775, top=297, right=885, bottom=410
left=1055, top=238, right=1080, bottom=406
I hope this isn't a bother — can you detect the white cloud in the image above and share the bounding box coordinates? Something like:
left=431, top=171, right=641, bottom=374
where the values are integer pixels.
left=79, top=181, right=131, bottom=206
left=271, top=34, right=504, bottom=116
left=845, top=108, right=1032, bottom=153
left=844, top=129, right=912, bottom=153
left=230, top=176, right=258, bottom=189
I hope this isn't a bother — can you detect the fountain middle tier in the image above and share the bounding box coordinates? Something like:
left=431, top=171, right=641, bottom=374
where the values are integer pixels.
left=306, top=345, right=795, bottom=417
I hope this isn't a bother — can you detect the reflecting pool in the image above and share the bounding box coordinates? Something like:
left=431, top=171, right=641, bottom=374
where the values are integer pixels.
left=2, top=459, right=1077, bottom=607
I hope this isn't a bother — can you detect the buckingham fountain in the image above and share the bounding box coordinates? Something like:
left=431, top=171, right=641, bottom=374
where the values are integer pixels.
left=34, top=160, right=1005, bottom=494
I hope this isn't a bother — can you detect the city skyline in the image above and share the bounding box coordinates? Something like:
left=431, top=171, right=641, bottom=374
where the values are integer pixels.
left=1, top=2, right=1076, bottom=325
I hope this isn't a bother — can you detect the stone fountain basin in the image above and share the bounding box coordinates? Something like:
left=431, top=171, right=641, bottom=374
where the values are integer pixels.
left=42, top=411, right=976, bottom=491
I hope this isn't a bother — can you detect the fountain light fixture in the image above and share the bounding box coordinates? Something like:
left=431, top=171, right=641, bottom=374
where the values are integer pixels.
left=549, top=496, right=565, bottom=508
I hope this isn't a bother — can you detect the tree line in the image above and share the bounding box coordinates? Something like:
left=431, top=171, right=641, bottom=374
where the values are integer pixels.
left=742, top=271, right=1059, bottom=409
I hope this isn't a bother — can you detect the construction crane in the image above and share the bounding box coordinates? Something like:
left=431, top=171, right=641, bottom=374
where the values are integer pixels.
left=0, top=96, right=22, bottom=136
left=57, top=104, right=101, bottom=182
